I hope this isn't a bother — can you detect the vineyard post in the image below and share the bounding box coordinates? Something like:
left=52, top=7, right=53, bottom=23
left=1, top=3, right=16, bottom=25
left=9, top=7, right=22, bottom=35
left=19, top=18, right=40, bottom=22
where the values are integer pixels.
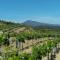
left=47, top=47, right=49, bottom=60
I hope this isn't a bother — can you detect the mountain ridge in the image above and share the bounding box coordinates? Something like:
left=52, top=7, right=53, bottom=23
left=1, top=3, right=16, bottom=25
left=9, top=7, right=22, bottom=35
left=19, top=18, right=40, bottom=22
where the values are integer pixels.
left=22, top=20, right=60, bottom=29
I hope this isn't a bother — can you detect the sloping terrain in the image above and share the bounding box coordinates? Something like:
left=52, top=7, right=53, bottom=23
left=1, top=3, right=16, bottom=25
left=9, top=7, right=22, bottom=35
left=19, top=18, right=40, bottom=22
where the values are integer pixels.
left=0, top=20, right=60, bottom=60
left=0, top=20, right=24, bottom=32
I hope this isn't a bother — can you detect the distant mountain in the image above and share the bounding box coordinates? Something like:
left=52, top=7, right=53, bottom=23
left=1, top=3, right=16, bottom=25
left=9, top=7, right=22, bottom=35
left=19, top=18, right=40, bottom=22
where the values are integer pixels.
left=23, top=20, right=47, bottom=27
left=22, top=20, right=60, bottom=29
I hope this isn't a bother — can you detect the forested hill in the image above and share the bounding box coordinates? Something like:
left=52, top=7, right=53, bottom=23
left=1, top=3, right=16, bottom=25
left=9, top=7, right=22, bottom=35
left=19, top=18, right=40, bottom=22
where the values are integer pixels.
left=0, top=20, right=24, bottom=32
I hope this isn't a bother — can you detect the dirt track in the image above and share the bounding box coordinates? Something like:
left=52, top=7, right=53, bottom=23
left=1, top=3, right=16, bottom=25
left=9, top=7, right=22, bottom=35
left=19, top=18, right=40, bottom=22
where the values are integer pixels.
left=55, top=52, right=60, bottom=60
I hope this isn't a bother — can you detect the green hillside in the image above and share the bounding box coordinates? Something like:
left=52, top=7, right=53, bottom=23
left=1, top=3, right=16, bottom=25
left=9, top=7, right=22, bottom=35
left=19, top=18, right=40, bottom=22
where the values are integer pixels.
left=0, top=20, right=60, bottom=60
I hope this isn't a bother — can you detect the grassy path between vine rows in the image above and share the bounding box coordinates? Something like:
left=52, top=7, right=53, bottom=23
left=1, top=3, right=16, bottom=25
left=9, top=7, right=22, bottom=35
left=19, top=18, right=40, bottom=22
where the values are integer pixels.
left=22, top=37, right=54, bottom=53
left=5, top=27, right=25, bottom=33
left=42, top=56, right=47, bottom=60
left=55, top=51, right=60, bottom=60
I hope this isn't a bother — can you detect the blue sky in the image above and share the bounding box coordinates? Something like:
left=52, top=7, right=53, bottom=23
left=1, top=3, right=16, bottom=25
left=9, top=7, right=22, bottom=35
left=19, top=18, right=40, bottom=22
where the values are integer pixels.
left=0, top=0, right=60, bottom=24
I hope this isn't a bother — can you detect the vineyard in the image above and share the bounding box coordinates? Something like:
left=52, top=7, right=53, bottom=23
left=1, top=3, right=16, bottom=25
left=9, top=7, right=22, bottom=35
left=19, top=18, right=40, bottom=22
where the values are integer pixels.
left=0, top=21, right=60, bottom=60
